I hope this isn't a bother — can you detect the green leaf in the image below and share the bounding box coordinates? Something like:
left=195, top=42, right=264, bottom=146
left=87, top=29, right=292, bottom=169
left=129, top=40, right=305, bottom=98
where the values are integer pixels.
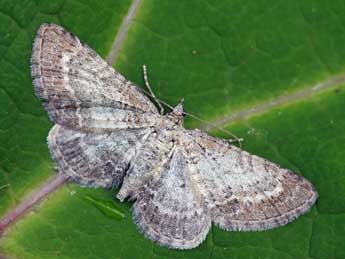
left=1, top=0, right=345, bottom=258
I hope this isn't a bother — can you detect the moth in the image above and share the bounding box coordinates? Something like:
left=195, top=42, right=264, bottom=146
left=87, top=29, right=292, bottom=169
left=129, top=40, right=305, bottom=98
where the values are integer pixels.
left=31, top=24, right=318, bottom=249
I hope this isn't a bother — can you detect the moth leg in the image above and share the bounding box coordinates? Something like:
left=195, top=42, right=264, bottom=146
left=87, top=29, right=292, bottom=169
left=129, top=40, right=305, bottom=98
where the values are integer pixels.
left=143, top=64, right=164, bottom=115
left=227, top=137, right=244, bottom=146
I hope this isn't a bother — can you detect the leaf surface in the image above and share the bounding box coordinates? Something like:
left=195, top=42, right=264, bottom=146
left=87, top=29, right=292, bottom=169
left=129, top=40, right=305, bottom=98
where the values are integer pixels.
left=1, top=0, right=345, bottom=258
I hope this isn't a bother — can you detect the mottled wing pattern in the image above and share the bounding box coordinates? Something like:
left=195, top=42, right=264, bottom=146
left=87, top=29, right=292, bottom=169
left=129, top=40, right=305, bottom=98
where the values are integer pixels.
left=45, top=106, right=162, bottom=131
left=185, top=129, right=318, bottom=231
left=132, top=147, right=211, bottom=249
left=117, top=129, right=175, bottom=201
left=31, top=23, right=159, bottom=130
left=48, top=125, right=151, bottom=188
left=31, top=23, right=163, bottom=188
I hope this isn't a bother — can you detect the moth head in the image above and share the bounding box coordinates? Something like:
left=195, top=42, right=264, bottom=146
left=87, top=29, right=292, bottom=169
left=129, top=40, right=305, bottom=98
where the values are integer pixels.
left=170, top=99, right=185, bottom=125
left=172, top=98, right=185, bottom=116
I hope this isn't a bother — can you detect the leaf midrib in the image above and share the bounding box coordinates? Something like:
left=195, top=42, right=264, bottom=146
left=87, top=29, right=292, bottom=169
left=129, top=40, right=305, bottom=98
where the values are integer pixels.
left=106, top=0, right=144, bottom=65
left=202, top=74, right=345, bottom=130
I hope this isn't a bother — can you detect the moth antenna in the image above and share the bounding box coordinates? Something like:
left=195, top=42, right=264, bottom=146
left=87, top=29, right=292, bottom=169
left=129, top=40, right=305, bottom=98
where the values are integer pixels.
left=181, top=111, right=243, bottom=147
left=143, top=65, right=165, bottom=115
left=141, top=66, right=243, bottom=146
